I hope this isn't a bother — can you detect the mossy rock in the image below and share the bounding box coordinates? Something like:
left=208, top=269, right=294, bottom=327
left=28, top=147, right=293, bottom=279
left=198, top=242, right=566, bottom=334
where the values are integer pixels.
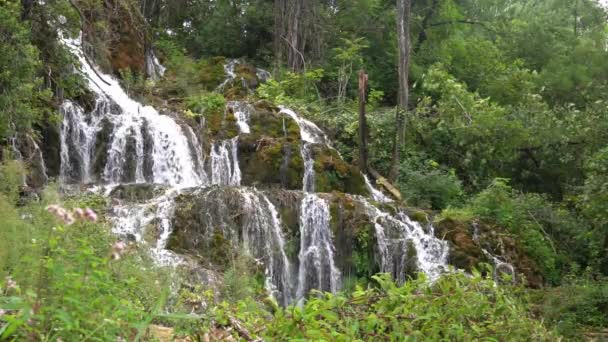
left=434, top=218, right=487, bottom=272
left=238, top=105, right=304, bottom=190
left=109, top=183, right=168, bottom=203
left=205, top=107, right=239, bottom=140
left=198, top=57, right=227, bottom=91
left=327, top=193, right=379, bottom=278
left=235, top=63, right=258, bottom=85
left=92, top=118, right=114, bottom=179
left=406, top=209, right=429, bottom=225
left=312, top=145, right=369, bottom=196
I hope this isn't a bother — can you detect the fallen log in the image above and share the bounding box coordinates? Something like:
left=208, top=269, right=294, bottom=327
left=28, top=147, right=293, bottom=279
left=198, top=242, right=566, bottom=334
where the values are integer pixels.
left=368, top=168, right=403, bottom=202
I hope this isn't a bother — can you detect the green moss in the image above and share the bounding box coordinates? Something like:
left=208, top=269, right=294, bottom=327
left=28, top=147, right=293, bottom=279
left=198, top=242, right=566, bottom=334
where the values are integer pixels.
left=235, top=63, right=258, bottom=83
left=409, top=210, right=429, bottom=225
left=312, top=145, right=369, bottom=195
left=209, top=231, right=233, bottom=267
left=205, top=107, right=238, bottom=139
left=198, top=57, right=226, bottom=91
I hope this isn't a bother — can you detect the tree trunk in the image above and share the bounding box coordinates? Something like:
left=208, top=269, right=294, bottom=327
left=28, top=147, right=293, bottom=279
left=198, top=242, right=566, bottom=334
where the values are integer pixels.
left=358, top=70, right=369, bottom=174
left=273, top=0, right=285, bottom=74
left=287, top=0, right=303, bottom=72
left=389, top=0, right=411, bottom=183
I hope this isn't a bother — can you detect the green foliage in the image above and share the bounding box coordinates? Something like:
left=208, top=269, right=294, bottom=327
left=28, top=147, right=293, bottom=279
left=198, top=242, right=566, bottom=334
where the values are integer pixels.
left=397, top=155, right=464, bottom=210
left=186, top=93, right=226, bottom=118
left=533, top=275, right=608, bottom=338
left=204, top=272, right=557, bottom=340
left=221, top=254, right=264, bottom=303
left=0, top=161, right=169, bottom=340
left=256, top=68, right=325, bottom=111
left=0, top=1, right=50, bottom=140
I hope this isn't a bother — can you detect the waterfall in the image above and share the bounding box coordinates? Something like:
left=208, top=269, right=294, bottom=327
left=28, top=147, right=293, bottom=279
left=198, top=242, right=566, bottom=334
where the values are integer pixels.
left=228, top=101, right=253, bottom=134
left=59, top=33, right=206, bottom=188
left=144, top=48, right=166, bottom=81
left=282, top=107, right=342, bottom=300
left=301, top=143, right=315, bottom=193
left=296, top=194, right=341, bottom=301
left=279, top=107, right=326, bottom=144
left=210, top=137, right=241, bottom=186
left=112, top=189, right=182, bottom=265
left=56, top=31, right=452, bottom=305
left=240, top=189, right=294, bottom=305
left=364, top=175, right=392, bottom=203
left=472, top=223, right=516, bottom=283
left=363, top=200, right=448, bottom=283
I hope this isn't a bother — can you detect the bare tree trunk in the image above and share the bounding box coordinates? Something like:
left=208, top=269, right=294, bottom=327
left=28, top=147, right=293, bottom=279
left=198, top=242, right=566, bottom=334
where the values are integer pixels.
left=287, top=0, right=303, bottom=72
left=389, top=0, right=411, bottom=183
left=358, top=70, right=369, bottom=174
left=273, top=0, right=285, bottom=74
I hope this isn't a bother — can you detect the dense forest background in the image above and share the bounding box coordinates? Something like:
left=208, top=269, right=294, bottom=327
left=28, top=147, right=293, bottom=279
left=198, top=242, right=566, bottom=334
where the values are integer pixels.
left=1, top=0, right=608, bottom=340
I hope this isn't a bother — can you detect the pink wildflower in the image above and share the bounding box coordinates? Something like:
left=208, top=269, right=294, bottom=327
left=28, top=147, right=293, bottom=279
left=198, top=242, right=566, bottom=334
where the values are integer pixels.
left=45, top=204, right=60, bottom=214
left=111, top=240, right=127, bottom=260
left=73, top=207, right=85, bottom=219
left=84, top=207, right=98, bottom=222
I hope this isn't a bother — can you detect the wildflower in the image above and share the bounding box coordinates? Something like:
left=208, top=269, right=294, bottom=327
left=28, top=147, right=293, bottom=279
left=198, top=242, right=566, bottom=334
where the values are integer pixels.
left=0, top=309, right=5, bottom=317
left=64, top=212, right=75, bottom=225
left=5, top=276, right=17, bottom=290
left=45, top=204, right=60, bottom=214
left=73, top=207, right=85, bottom=219
left=84, top=207, right=98, bottom=222
left=111, top=240, right=127, bottom=260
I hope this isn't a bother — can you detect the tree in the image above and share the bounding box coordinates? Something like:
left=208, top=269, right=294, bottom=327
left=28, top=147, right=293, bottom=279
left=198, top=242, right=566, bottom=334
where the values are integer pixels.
left=358, top=69, right=369, bottom=173
left=389, top=0, right=411, bottom=182
left=0, top=0, right=44, bottom=141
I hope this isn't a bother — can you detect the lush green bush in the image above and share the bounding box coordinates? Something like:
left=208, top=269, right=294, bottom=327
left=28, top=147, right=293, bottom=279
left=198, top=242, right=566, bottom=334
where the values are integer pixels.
left=397, top=155, right=463, bottom=210
left=532, top=275, right=608, bottom=339
left=0, top=161, right=169, bottom=340
left=203, top=272, right=557, bottom=341
left=186, top=92, right=226, bottom=118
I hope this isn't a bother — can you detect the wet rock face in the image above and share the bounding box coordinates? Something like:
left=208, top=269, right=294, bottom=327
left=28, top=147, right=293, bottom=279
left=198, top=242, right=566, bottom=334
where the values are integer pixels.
left=168, top=188, right=379, bottom=277
left=109, top=183, right=168, bottom=203
left=238, top=104, right=304, bottom=190
left=435, top=218, right=544, bottom=288
left=13, top=132, right=49, bottom=188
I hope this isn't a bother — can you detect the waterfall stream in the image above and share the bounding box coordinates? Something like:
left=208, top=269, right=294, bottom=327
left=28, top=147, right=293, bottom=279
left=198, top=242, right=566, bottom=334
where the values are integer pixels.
left=60, top=34, right=205, bottom=187
left=296, top=194, right=341, bottom=301
left=57, top=32, right=451, bottom=307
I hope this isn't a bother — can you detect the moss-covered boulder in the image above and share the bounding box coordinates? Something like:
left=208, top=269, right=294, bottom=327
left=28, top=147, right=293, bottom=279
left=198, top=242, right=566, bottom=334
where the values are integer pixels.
left=434, top=218, right=544, bottom=288
left=312, top=145, right=368, bottom=195
left=235, top=102, right=304, bottom=190
left=109, top=183, right=168, bottom=203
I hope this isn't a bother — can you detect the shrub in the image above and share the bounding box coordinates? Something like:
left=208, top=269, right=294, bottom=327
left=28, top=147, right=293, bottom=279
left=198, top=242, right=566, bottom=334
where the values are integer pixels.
left=0, top=162, right=169, bottom=340
left=206, top=272, right=557, bottom=340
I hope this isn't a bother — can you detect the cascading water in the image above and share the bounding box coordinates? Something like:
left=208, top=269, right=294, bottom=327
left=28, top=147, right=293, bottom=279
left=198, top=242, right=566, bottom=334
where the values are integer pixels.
left=301, top=143, right=315, bottom=193
left=239, top=189, right=294, bottom=305
left=60, top=34, right=206, bottom=188
left=218, top=59, right=273, bottom=91
left=112, top=188, right=182, bottom=266
left=210, top=137, right=241, bottom=186
left=145, top=49, right=166, bottom=81
left=57, top=31, right=452, bottom=306
left=296, top=194, right=341, bottom=301
left=363, top=200, right=449, bottom=282
left=282, top=106, right=343, bottom=300
left=364, top=175, right=392, bottom=203
left=472, top=223, right=515, bottom=283
left=228, top=101, right=253, bottom=134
